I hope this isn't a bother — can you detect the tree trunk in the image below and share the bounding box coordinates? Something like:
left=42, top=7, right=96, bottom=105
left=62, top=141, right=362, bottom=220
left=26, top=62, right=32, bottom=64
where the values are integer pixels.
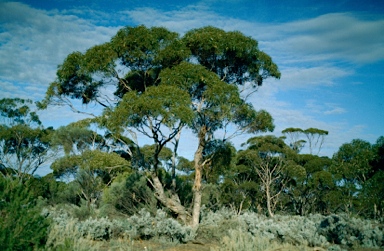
left=150, top=173, right=189, bottom=223
left=266, top=184, right=274, bottom=217
left=191, top=126, right=207, bottom=228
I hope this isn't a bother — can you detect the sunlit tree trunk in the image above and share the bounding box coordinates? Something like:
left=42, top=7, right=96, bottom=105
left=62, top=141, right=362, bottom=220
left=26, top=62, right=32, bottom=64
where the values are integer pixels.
left=191, top=125, right=207, bottom=228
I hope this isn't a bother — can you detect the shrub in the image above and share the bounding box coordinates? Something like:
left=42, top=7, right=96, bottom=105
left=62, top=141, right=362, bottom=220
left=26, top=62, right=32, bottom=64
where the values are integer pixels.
left=101, top=172, right=157, bottom=216
left=0, top=177, right=49, bottom=251
left=216, top=228, right=312, bottom=251
left=317, top=214, right=384, bottom=249
left=46, top=207, right=195, bottom=247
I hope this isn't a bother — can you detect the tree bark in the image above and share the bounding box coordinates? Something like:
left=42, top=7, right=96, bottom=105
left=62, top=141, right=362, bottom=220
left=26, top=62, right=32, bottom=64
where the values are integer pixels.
left=266, top=183, right=274, bottom=217
left=191, top=126, right=207, bottom=228
left=150, top=173, right=189, bottom=223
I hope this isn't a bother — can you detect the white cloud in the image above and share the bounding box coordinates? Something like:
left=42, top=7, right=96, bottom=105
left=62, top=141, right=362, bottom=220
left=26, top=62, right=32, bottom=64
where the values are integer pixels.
left=0, top=2, right=119, bottom=95
left=262, top=13, right=384, bottom=64
left=278, top=66, right=351, bottom=89
left=123, top=7, right=384, bottom=64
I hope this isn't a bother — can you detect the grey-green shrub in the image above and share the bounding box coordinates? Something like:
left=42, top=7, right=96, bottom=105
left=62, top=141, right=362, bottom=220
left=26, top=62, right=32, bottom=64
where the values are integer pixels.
left=46, top=207, right=195, bottom=246
left=318, top=214, right=383, bottom=248
left=199, top=208, right=383, bottom=250
left=45, top=206, right=383, bottom=250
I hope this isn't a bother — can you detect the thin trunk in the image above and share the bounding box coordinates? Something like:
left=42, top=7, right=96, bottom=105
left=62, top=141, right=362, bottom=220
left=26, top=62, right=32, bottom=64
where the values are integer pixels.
left=171, top=130, right=182, bottom=191
left=266, top=184, right=274, bottom=217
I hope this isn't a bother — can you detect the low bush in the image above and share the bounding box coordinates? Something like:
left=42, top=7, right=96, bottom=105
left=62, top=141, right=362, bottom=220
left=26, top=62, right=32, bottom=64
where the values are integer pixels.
left=46, top=207, right=195, bottom=248
left=199, top=208, right=383, bottom=250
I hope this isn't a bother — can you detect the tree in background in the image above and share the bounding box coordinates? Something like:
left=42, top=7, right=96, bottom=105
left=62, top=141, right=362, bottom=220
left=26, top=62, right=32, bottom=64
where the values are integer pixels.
left=285, top=154, right=333, bottom=215
left=0, top=98, right=53, bottom=180
left=237, top=135, right=297, bottom=217
left=282, top=127, right=328, bottom=155
left=282, top=127, right=306, bottom=153
left=331, top=139, right=374, bottom=214
left=50, top=120, right=131, bottom=209
left=304, top=128, right=328, bottom=155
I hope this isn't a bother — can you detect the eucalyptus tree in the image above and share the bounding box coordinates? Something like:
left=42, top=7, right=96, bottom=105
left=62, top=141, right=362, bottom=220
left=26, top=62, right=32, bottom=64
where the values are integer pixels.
left=104, top=84, right=194, bottom=222
left=0, top=98, right=53, bottom=180
left=282, top=127, right=306, bottom=153
left=39, top=25, right=280, bottom=227
left=160, top=61, right=277, bottom=224
left=50, top=120, right=131, bottom=207
left=286, top=154, right=333, bottom=215
left=303, top=128, right=328, bottom=155
left=237, top=135, right=298, bottom=217
left=178, top=26, right=279, bottom=225
left=330, top=139, right=375, bottom=214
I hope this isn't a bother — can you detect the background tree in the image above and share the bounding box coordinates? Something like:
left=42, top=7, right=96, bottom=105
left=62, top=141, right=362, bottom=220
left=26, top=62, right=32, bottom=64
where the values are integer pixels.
left=50, top=120, right=131, bottom=209
left=0, top=98, right=53, bottom=180
left=237, top=135, right=296, bottom=217
left=330, top=139, right=374, bottom=214
left=282, top=127, right=306, bottom=153
left=285, top=154, right=333, bottom=215
left=303, top=128, right=328, bottom=155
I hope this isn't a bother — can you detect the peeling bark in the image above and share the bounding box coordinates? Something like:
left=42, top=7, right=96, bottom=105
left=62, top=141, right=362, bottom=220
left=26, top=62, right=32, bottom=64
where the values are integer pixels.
left=191, top=125, right=207, bottom=228
left=150, top=173, right=189, bottom=223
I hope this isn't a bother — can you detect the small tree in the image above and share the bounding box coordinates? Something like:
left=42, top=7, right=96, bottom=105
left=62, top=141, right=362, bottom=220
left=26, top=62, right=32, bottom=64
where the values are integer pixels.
left=304, top=128, right=328, bottom=155
left=238, top=135, right=296, bottom=217
left=282, top=127, right=306, bottom=153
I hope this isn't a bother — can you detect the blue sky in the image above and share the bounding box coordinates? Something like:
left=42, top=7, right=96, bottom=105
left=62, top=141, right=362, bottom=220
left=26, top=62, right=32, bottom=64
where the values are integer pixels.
left=1, top=0, right=383, bottom=162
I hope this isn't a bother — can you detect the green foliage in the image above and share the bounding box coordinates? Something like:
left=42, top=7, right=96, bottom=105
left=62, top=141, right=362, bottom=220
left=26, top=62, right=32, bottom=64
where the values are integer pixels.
left=285, top=154, right=334, bottom=216
left=107, top=85, right=193, bottom=132
left=50, top=123, right=105, bottom=155
left=182, top=26, right=280, bottom=85
left=0, top=177, right=49, bottom=251
left=332, top=139, right=374, bottom=184
left=0, top=98, right=53, bottom=179
left=160, top=62, right=270, bottom=135
left=0, top=98, right=41, bottom=126
left=101, top=172, right=157, bottom=216
left=51, top=149, right=131, bottom=179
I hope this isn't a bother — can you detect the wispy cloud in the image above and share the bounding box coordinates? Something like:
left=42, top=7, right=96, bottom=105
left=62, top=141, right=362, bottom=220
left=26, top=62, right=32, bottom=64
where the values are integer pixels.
left=278, top=13, right=384, bottom=63
left=277, top=66, right=351, bottom=89
left=123, top=6, right=384, bottom=64
left=324, top=107, right=347, bottom=115
left=0, top=2, right=118, bottom=99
